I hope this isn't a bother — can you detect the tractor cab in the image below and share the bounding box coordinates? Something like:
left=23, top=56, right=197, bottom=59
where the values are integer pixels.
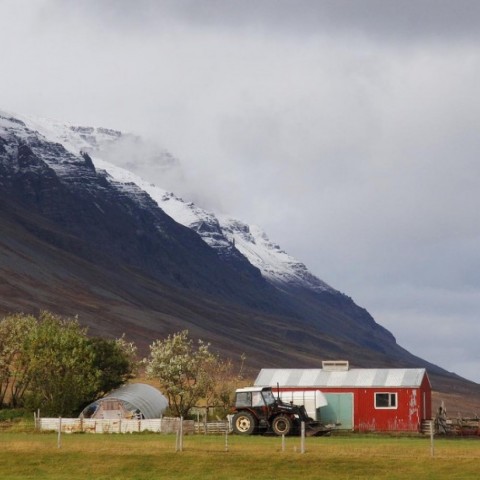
left=235, top=386, right=276, bottom=409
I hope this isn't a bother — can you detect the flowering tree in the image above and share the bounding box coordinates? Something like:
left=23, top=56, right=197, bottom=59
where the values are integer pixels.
left=145, top=330, right=222, bottom=417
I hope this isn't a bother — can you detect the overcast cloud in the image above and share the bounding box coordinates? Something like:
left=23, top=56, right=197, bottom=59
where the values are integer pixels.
left=2, top=0, right=480, bottom=382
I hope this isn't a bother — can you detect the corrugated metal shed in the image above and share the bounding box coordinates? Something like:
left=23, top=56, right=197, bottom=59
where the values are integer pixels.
left=255, top=368, right=428, bottom=389
left=81, top=383, right=168, bottom=419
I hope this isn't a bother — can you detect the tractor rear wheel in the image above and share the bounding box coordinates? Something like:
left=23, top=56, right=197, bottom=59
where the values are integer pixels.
left=232, top=411, right=257, bottom=435
left=272, top=415, right=293, bottom=436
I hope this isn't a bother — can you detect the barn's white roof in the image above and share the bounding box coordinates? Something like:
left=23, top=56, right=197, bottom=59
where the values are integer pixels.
left=254, top=368, right=429, bottom=389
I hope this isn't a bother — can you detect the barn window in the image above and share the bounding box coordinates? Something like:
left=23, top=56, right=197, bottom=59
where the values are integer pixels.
left=375, top=392, right=397, bottom=409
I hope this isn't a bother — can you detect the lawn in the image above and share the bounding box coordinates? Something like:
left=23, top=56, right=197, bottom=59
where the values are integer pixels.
left=0, top=432, right=479, bottom=479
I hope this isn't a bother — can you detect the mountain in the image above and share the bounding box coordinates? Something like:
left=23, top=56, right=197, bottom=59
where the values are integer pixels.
left=85, top=159, right=398, bottom=353
left=1, top=110, right=479, bottom=408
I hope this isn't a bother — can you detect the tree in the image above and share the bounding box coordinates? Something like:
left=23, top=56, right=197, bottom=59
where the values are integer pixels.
left=0, top=311, right=140, bottom=416
left=145, top=330, right=220, bottom=417
left=0, top=313, right=37, bottom=407
left=23, top=312, right=99, bottom=416
left=89, top=335, right=138, bottom=397
left=206, top=353, right=246, bottom=416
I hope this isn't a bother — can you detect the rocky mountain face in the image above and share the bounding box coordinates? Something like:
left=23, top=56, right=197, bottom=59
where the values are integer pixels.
left=1, top=110, right=479, bottom=401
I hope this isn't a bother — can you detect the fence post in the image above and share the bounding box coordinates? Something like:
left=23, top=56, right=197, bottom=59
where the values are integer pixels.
left=176, top=417, right=184, bottom=452
left=180, top=416, right=184, bottom=451
left=430, top=421, right=435, bottom=457
left=225, top=425, right=229, bottom=452
left=300, top=421, right=305, bottom=454
left=57, top=417, right=62, bottom=449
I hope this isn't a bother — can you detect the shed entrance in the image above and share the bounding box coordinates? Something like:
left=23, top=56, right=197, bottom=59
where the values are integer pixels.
left=319, top=393, right=353, bottom=430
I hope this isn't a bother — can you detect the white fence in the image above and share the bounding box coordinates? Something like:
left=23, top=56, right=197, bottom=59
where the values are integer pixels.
left=38, top=417, right=196, bottom=434
left=37, top=417, right=230, bottom=434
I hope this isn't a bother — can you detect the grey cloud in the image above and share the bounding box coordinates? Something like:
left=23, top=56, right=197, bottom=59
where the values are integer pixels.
left=49, top=0, right=480, bottom=42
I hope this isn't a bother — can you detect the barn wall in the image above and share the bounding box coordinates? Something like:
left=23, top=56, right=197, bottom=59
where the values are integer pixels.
left=421, top=375, right=432, bottom=420
left=354, top=388, right=422, bottom=432
left=279, top=385, right=431, bottom=432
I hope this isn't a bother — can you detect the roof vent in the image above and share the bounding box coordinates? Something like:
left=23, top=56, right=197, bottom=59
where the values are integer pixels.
left=322, top=360, right=349, bottom=371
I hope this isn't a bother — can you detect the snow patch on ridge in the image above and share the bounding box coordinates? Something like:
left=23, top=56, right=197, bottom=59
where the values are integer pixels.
left=0, top=111, right=96, bottom=179
left=218, top=216, right=334, bottom=292
left=91, top=158, right=334, bottom=293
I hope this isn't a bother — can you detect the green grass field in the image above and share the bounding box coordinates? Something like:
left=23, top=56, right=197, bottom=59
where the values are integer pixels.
left=0, top=432, right=479, bottom=479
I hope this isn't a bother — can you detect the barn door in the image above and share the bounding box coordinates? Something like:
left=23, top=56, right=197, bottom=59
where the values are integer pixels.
left=319, top=393, right=353, bottom=430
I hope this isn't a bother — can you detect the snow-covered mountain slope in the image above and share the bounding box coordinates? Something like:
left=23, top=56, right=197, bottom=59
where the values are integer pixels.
left=0, top=111, right=97, bottom=180
left=217, top=216, right=334, bottom=292
left=92, top=157, right=334, bottom=294
left=2, top=110, right=334, bottom=294
left=90, top=157, right=247, bottom=267
left=10, top=111, right=182, bottom=191
left=0, top=110, right=280, bottom=307
left=0, top=111, right=153, bottom=212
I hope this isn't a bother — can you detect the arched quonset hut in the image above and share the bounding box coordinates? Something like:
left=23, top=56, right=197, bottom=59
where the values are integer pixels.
left=81, top=383, right=168, bottom=420
left=255, top=361, right=432, bottom=433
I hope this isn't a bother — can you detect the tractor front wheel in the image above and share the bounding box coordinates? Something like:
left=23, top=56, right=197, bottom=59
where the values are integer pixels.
left=232, top=411, right=257, bottom=435
left=272, top=415, right=293, bottom=436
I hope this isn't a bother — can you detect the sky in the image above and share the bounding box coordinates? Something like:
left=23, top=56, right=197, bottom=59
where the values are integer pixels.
left=1, top=0, right=480, bottom=383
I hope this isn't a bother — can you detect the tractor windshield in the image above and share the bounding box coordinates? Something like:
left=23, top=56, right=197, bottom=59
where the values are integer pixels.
left=262, top=390, right=276, bottom=406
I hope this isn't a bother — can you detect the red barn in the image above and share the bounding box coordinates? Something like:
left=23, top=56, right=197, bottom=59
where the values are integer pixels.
left=254, top=361, right=432, bottom=433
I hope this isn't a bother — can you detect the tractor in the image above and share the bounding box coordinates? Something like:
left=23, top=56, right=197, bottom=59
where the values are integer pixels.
left=231, top=386, right=330, bottom=436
